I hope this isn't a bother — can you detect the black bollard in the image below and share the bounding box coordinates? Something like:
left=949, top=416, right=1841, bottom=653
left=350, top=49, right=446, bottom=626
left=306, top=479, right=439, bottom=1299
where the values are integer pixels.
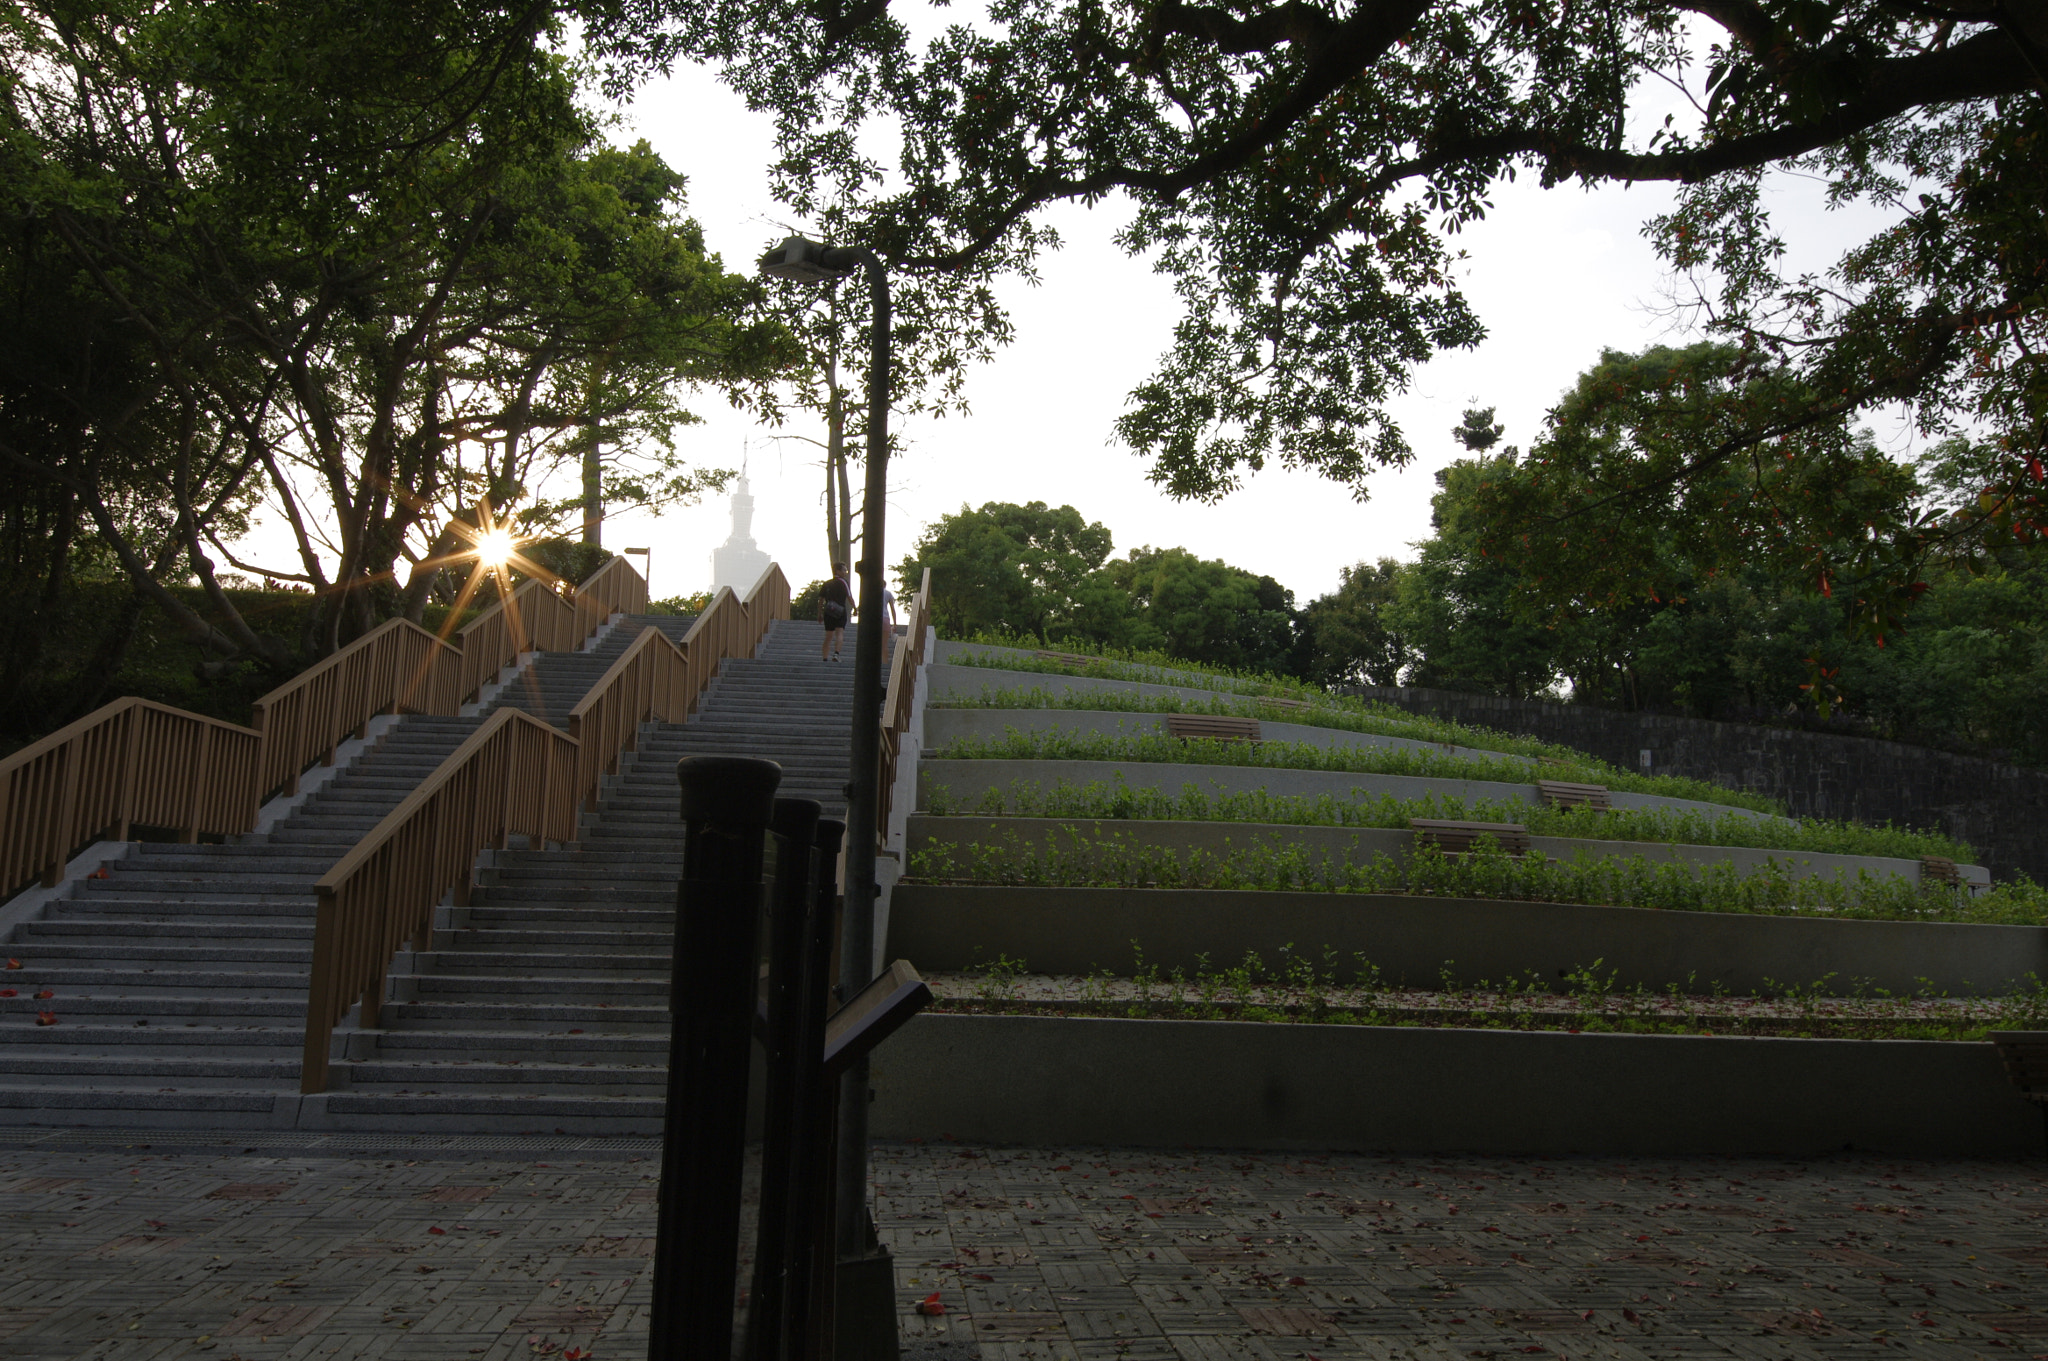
left=649, top=756, right=782, bottom=1361
left=787, top=817, right=846, bottom=1359
left=742, top=796, right=822, bottom=1359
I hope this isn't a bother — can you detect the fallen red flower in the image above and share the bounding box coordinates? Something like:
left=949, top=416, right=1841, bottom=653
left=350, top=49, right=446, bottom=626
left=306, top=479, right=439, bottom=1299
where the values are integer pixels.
left=36, top=1012, right=57, bottom=1026
left=35, top=989, right=53, bottom=1000
left=915, top=1292, right=945, bottom=1316
left=5, top=959, right=20, bottom=970
left=0, top=989, right=14, bottom=998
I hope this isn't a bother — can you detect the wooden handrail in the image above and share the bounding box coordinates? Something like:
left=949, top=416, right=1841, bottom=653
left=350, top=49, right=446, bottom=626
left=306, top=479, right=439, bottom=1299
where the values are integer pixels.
left=565, top=625, right=694, bottom=812
left=564, top=565, right=795, bottom=816
left=300, top=706, right=578, bottom=1091
left=298, top=558, right=795, bottom=1092
left=739, top=561, right=791, bottom=634
left=0, top=698, right=263, bottom=894
left=876, top=568, right=933, bottom=839
left=249, top=618, right=463, bottom=798
left=3, top=561, right=656, bottom=906
left=572, top=554, right=651, bottom=619
left=448, top=577, right=611, bottom=705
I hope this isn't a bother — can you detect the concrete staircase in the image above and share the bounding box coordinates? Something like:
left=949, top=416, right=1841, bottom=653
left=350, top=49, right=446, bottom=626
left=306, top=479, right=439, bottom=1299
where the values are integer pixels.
left=0, top=715, right=479, bottom=1126
left=319, top=618, right=886, bottom=1132
left=482, top=613, right=696, bottom=729
left=0, top=611, right=716, bottom=1129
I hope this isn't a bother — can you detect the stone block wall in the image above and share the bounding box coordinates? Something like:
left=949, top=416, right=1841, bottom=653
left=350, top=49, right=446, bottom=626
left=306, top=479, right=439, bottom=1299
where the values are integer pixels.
left=1350, top=686, right=2048, bottom=885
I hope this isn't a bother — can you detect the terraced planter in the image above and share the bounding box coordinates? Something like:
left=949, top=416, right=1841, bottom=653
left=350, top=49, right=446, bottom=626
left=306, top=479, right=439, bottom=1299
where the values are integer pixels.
left=908, top=814, right=1977, bottom=889
left=868, top=1011, right=2043, bottom=1156
left=918, top=756, right=1796, bottom=828
left=927, top=677, right=1528, bottom=764
left=885, top=885, right=2048, bottom=995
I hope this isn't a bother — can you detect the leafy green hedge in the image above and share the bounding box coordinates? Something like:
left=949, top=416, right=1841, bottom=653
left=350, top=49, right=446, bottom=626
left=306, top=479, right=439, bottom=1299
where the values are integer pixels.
left=2, top=582, right=481, bottom=756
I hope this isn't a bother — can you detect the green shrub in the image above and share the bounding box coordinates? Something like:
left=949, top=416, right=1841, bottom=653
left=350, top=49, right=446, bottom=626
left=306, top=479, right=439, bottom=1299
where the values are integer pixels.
left=649, top=592, right=713, bottom=616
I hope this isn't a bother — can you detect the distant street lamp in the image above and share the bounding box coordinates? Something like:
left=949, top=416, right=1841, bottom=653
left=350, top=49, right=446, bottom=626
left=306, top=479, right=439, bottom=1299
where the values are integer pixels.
left=758, top=234, right=893, bottom=1263
left=620, top=546, right=651, bottom=600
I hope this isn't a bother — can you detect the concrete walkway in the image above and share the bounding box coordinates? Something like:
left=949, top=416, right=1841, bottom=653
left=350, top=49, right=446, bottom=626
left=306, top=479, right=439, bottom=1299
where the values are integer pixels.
left=1, top=1131, right=2042, bottom=1359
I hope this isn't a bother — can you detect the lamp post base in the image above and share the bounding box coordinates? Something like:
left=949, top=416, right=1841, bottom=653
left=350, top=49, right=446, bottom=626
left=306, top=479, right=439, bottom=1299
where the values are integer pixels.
left=835, top=1242, right=900, bottom=1361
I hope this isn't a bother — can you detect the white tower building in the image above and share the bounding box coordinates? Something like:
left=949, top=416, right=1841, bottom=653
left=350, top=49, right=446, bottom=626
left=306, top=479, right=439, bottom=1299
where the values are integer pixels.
left=709, top=474, right=772, bottom=596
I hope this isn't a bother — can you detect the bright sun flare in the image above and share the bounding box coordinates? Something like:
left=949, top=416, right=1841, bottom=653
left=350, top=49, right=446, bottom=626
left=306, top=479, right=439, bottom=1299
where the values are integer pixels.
left=475, top=528, right=517, bottom=569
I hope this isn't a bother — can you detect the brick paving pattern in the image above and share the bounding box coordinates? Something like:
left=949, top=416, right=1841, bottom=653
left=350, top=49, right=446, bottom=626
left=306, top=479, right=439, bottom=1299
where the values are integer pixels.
left=877, top=1144, right=2048, bottom=1361
left=0, top=1132, right=2043, bottom=1359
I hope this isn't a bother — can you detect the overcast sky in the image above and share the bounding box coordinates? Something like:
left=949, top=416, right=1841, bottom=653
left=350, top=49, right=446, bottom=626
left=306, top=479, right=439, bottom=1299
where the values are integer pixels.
left=229, top=42, right=1911, bottom=608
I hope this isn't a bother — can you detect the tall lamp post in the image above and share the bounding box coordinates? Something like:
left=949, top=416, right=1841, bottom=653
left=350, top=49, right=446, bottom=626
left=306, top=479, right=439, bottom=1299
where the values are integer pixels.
left=758, top=236, right=893, bottom=1266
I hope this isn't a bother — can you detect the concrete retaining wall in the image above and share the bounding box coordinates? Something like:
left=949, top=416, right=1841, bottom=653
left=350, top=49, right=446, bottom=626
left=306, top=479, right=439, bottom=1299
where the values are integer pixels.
left=920, top=757, right=1785, bottom=825
left=886, top=885, right=2048, bottom=993
left=869, top=1013, right=2043, bottom=1156
left=906, top=815, right=1978, bottom=888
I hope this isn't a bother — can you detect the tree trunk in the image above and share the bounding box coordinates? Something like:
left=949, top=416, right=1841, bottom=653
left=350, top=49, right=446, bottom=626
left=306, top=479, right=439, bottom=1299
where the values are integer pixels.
left=583, top=431, right=603, bottom=546
left=824, top=377, right=849, bottom=568
left=581, top=355, right=607, bottom=547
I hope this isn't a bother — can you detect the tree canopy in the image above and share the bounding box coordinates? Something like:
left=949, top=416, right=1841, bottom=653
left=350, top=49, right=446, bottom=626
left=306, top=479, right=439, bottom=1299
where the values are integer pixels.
left=591, top=0, right=2047, bottom=558
left=1309, top=376, right=2048, bottom=763
left=897, top=501, right=1305, bottom=671
left=1, top=0, right=794, bottom=696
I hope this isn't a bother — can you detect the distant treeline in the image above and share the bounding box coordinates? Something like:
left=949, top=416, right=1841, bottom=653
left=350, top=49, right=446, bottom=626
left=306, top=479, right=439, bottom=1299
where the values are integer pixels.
left=898, top=490, right=2048, bottom=770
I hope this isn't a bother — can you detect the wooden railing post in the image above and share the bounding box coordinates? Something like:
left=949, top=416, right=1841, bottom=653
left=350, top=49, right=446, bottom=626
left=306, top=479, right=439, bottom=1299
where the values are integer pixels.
left=115, top=701, right=143, bottom=843
left=303, top=888, right=342, bottom=1092
left=179, top=726, right=205, bottom=843
left=45, top=745, right=78, bottom=887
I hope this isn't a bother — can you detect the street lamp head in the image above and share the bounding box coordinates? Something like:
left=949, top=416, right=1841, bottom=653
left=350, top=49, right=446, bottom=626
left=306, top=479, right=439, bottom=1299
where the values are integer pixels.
left=759, top=235, right=858, bottom=284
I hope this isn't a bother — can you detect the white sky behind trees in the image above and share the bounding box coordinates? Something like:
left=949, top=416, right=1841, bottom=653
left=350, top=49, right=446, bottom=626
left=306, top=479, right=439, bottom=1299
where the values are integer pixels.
left=229, top=46, right=1918, bottom=609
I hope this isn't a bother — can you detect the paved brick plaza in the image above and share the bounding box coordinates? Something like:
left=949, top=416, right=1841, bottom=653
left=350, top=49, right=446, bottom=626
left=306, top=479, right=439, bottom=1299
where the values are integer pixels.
left=1, top=1131, right=2043, bottom=1359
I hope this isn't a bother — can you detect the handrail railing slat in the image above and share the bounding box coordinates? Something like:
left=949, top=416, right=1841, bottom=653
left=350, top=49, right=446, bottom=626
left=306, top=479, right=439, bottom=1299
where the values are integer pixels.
left=0, top=698, right=264, bottom=894
left=875, top=567, right=933, bottom=840
left=250, top=617, right=465, bottom=799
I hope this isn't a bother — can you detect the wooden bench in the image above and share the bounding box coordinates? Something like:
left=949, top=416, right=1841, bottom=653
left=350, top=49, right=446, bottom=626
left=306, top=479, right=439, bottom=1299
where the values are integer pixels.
left=1920, top=855, right=1963, bottom=886
left=1257, top=695, right=1312, bottom=712
left=1538, top=779, right=1611, bottom=813
left=1988, top=1032, right=2048, bottom=1151
left=1409, top=819, right=1532, bottom=857
left=1164, top=714, right=1262, bottom=744
left=1035, top=650, right=1103, bottom=669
